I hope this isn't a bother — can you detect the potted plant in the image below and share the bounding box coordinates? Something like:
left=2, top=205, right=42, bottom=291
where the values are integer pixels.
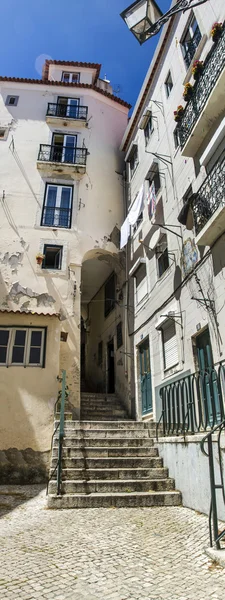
left=211, top=22, right=223, bottom=43
left=183, top=82, right=193, bottom=102
left=174, top=105, right=184, bottom=122
left=36, top=252, right=45, bottom=265
left=192, top=60, right=204, bottom=80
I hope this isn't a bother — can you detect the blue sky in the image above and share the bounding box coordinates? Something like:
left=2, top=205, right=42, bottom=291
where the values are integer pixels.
left=0, top=0, right=171, bottom=110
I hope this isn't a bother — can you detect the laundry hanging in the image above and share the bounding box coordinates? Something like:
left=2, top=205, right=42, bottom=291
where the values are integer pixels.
left=127, top=184, right=144, bottom=226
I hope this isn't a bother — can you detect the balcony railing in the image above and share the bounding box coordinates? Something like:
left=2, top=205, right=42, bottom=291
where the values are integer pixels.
left=38, top=145, right=87, bottom=166
left=192, top=150, right=225, bottom=235
left=157, top=361, right=225, bottom=438
left=182, top=27, right=202, bottom=69
left=46, top=103, right=88, bottom=120
left=41, top=207, right=72, bottom=229
left=178, top=26, right=225, bottom=149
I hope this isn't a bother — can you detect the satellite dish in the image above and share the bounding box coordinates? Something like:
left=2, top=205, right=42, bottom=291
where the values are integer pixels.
left=149, top=228, right=161, bottom=250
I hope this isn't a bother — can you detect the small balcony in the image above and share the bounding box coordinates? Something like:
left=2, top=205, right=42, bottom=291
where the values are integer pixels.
left=178, top=26, right=225, bottom=157
left=46, top=103, right=88, bottom=127
left=37, top=144, right=87, bottom=177
left=192, top=150, right=225, bottom=246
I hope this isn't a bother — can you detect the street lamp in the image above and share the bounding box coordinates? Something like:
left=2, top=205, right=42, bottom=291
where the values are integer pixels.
left=120, top=0, right=209, bottom=44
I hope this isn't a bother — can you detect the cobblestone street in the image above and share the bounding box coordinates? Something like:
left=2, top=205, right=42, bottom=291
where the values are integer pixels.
left=0, top=486, right=225, bottom=600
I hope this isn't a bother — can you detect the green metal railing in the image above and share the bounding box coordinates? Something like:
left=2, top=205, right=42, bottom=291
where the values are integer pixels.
left=46, top=369, right=66, bottom=495
left=200, top=420, right=225, bottom=549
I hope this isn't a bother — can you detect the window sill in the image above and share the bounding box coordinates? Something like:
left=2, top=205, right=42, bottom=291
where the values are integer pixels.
left=34, top=225, right=73, bottom=232
left=163, top=363, right=183, bottom=379
left=182, top=34, right=208, bottom=85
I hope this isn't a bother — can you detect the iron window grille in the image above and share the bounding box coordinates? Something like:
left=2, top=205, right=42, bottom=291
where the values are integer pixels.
left=0, top=327, right=46, bottom=367
left=181, top=16, right=202, bottom=69
left=46, top=101, right=88, bottom=120
left=38, top=144, right=87, bottom=166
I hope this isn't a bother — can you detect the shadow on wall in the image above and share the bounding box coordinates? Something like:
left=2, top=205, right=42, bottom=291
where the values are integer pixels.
left=0, top=484, right=46, bottom=518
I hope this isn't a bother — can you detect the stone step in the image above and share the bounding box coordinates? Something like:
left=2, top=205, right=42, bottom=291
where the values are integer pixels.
left=55, top=412, right=73, bottom=420
left=80, top=411, right=128, bottom=417
left=50, top=457, right=163, bottom=476
left=81, top=393, right=118, bottom=399
left=49, top=466, right=169, bottom=480
left=55, top=420, right=156, bottom=431
left=80, top=416, right=128, bottom=421
left=53, top=437, right=154, bottom=448
left=54, top=429, right=153, bottom=440
left=47, top=490, right=182, bottom=509
left=48, top=477, right=175, bottom=495
left=51, top=446, right=157, bottom=458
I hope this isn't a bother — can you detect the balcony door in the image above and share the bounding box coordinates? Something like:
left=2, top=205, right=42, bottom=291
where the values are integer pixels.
left=196, top=328, right=220, bottom=425
left=139, top=339, right=152, bottom=415
left=52, top=134, right=77, bottom=164
left=58, top=97, right=80, bottom=119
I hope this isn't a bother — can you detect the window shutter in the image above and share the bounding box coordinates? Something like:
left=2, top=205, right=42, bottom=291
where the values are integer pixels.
left=163, top=321, right=178, bottom=369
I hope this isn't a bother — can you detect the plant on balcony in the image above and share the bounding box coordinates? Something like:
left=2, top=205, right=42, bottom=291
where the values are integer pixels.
left=36, top=253, right=45, bottom=265
left=211, top=22, right=223, bottom=43
left=183, top=83, right=193, bottom=102
left=192, top=60, right=204, bottom=80
left=174, top=105, right=184, bottom=122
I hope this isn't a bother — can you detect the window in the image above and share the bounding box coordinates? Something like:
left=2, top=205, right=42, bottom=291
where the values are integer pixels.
left=174, top=127, right=180, bottom=150
left=6, top=95, right=19, bottom=106
left=147, top=163, right=161, bottom=195
left=133, top=212, right=143, bottom=234
left=42, top=245, right=63, bottom=270
left=61, top=72, right=80, bottom=83
left=165, top=71, right=173, bottom=98
left=156, top=235, right=169, bottom=278
left=104, top=273, right=116, bottom=317
left=41, top=184, right=73, bottom=229
left=127, top=145, right=139, bottom=179
left=135, top=263, right=147, bottom=305
left=98, top=341, right=103, bottom=366
left=117, top=322, right=123, bottom=349
left=161, top=319, right=178, bottom=370
left=144, top=114, right=154, bottom=146
left=56, top=97, right=80, bottom=119
left=51, top=133, right=77, bottom=164
left=0, top=327, right=46, bottom=367
left=0, top=128, right=8, bottom=141
left=181, top=16, right=201, bottom=68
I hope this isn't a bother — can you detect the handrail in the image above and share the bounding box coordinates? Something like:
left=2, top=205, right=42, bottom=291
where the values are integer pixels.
left=38, top=144, right=88, bottom=165
left=47, top=102, right=88, bottom=120
left=200, top=419, right=225, bottom=549
left=57, top=369, right=66, bottom=495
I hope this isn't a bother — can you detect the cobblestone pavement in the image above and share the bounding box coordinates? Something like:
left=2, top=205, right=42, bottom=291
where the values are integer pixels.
left=0, top=486, right=225, bottom=600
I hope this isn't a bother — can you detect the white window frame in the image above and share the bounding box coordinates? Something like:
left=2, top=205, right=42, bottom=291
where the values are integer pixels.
left=61, top=71, right=80, bottom=83
left=41, top=184, right=73, bottom=229
left=0, top=327, right=46, bottom=367
left=161, top=319, right=179, bottom=372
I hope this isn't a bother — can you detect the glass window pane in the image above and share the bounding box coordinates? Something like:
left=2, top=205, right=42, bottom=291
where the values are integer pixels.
left=0, top=347, right=7, bottom=363
left=14, top=330, right=26, bottom=345
left=29, top=347, right=41, bottom=364
left=0, top=330, right=9, bottom=345
left=60, top=187, right=72, bottom=209
left=12, top=346, right=25, bottom=363
left=46, top=186, right=57, bottom=207
left=31, top=331, right=42, bottom=346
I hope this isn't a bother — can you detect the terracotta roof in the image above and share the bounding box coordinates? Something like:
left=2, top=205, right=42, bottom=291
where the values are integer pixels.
left=0, top=77, right=131, bottom=109
left=0, top=308, right=60, bottom=318
left=42, top=60, right=101, bottom=84
left=121, top=16, right=175, bottom=152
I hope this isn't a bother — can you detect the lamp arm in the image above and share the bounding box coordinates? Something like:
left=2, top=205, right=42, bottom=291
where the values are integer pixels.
left=145, top=0, right=208, bottom=39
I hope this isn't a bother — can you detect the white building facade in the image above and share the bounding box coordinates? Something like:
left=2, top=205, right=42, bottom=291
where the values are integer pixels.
left=0, top=60, right=131, bottom=481
left=120, top=1, right=225, bottom=514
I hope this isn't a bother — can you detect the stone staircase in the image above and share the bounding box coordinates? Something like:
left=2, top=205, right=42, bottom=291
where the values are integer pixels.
left=48, top=393, right=181, bottom=508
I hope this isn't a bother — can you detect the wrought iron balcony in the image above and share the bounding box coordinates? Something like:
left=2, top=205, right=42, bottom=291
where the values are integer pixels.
left=182, top=27, right=202, bottom=69
left=41, top=207, right=72, bottom=229
left=46, top=103, right=88, bottom=120
left=178, top=26, right=225, bottom=152
left=157, top=360, right=225, bottom=437
left=192, top=150, right=225, bottom=239
left=38, top=144, right=87, bottom=166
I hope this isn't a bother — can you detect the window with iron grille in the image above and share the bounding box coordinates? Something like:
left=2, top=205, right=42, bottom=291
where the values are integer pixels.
left=117, top=322, right=123, bottom=349
left=181, top=15, right=202, bottom=69
left=144, top=114, right=154, bottom=145
left=156, top=235, right=169, bottom=278
left=0, top=327, right=46, bottom=367
left=165, top=71, right=173, bottom=98
left=42, top=245, right=63, bottom=270
left=127, top=145, right=139, bottom=179
left=104, top=273, right=116, bottom=317
left=98, top=341, right=103, bottom=366
left=41, top=184, right=73, bottom=229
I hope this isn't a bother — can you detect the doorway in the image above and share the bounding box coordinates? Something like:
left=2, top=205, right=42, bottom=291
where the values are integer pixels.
left=139, top=338, right=152, bottom=415
left=58, top=96, right=80, bottom=119
left=107, top=339, right=115, bottom=393
left=194, top=327, right=220, bottom=424
left=52, top=133, right=77, bottom=163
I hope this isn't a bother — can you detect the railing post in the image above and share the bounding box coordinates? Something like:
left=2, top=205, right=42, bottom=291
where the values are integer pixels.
left=207, top=434, right=220, bottom=549
left=57, top=369, right=66, bottom=495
